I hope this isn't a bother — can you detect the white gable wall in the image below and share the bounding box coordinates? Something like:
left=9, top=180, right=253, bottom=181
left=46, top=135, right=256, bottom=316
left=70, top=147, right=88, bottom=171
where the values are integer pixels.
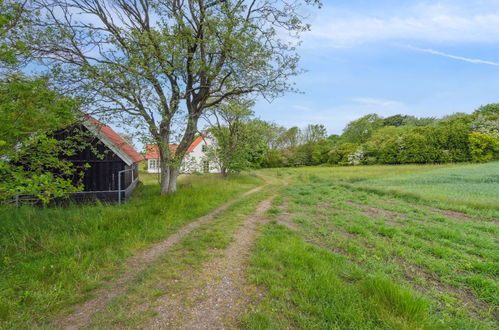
left=181, top=135, right=220, bottom=174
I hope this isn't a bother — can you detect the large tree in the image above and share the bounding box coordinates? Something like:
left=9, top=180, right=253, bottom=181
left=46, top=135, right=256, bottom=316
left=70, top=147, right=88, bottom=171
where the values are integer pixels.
left=27, top=0, right=318, bottom=194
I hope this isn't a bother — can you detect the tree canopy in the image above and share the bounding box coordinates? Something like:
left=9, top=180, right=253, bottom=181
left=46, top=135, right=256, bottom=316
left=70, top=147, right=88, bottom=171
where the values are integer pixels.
left=24, top=0, right=318, bottom=194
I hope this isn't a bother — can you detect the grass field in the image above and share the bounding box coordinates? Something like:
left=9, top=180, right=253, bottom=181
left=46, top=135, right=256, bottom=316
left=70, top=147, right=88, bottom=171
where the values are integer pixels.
left=246, top=163, right=498, bottom=328
left=0, top=163, right=497, bottom=329
left=0, top=172, right=262, bottom=328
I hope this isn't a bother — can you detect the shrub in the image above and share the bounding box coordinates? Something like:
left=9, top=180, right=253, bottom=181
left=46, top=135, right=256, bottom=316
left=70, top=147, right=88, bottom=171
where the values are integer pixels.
left=469, top=132, right=499, bottom=162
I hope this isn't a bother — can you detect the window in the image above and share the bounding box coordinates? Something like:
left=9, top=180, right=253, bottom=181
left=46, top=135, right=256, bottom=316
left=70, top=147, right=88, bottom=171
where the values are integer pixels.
left=203, top=160, right=209, bottom=173
left=149, top=159, right=159, bottom=170
left=202, top=144, right=208, bottom=152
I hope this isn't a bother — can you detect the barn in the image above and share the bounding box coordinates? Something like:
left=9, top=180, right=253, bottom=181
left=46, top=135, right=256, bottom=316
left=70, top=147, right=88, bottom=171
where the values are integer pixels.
left=54, top=115, right=144, bottom=203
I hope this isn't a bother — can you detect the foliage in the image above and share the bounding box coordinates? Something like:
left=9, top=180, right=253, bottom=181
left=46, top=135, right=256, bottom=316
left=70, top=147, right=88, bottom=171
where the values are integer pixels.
left=262, top=105, right=496, bottom=168
left=328, top=142, right=359, bottom=165
left=341, top=113, right=383, bottom=144
left=206, top=99, right=268, bottom=175
left=469, top=132, right=499, bottom=162
left=0, top=75, right=83, bottom=204
left=0, top=0, right=28, bottom=67
left=27, top=0, right=317, bottom=194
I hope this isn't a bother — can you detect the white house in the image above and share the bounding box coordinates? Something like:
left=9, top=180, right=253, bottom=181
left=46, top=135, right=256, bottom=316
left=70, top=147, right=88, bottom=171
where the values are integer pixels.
left=145, top=135, right=219, bottom=174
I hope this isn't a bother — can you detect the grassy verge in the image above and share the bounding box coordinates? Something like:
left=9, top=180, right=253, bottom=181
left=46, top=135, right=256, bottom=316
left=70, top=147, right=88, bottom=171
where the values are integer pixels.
left=0, top=172, right=262, bottom=328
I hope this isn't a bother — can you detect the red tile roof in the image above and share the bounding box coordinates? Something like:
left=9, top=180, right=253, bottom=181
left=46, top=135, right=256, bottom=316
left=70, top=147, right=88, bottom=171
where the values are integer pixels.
left=86, top=115, right=144, bottom=163
left=145, top=136, right=205, bottom=159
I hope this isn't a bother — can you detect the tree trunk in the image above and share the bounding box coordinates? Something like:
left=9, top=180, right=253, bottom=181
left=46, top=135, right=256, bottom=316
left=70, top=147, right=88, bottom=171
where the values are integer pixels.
left=160, top=160, right=171, bottom=195
left=220, top=166, right=228, bottom=177
left=167, top=165, right=178, bottom=193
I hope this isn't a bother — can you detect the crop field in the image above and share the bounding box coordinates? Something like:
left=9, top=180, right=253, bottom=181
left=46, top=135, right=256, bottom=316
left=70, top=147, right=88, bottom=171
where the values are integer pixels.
left=247, top=163, right=498, bottom=328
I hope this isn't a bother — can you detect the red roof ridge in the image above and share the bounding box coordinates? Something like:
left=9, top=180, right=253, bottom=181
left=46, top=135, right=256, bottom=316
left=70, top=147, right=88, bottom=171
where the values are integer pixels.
left=145, top=135, right=207, bottom=159
left=85, top=115, right=144, bottom=163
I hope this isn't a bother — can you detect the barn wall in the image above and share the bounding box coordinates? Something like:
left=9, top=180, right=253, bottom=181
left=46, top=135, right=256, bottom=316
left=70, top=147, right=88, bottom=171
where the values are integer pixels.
left=54, top=124, right=132, bottom=192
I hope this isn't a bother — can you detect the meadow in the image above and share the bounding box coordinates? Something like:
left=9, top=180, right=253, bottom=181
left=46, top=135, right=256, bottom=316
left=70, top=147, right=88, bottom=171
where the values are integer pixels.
left=0, top=172, right=262, bottom=328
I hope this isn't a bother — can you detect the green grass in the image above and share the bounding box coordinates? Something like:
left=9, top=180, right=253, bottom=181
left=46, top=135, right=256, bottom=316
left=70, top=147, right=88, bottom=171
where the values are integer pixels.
left=246, top=164, right=498, bottom=329
left=0, top=172, right=262, bottom=328
left=362, top=162, right=499, bottom=210
left=88, top=185, right=275, bottom=328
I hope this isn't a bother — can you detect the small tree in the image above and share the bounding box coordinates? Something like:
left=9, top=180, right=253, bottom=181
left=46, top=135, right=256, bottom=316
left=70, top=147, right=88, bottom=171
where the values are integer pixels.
left=207, top=98, right=266, bottom=176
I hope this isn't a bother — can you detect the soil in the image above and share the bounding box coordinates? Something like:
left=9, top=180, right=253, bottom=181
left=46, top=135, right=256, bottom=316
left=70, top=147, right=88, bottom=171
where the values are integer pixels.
left=148, top=195, right=275, bottom=329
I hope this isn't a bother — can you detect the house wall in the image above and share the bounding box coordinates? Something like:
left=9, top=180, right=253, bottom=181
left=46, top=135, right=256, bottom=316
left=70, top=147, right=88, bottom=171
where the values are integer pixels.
left=147, top=159, right=161, bottom=173
left=146, top=135, right=220, bottom=174
left=181, top=135, right=220, bottom=174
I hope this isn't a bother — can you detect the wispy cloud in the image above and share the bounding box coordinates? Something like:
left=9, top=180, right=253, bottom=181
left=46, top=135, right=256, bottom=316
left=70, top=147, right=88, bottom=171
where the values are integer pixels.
left=353, top=98, right=404, bottom=107
left=291, top=105, right=312, bottom=111
left=407, top=46, right=498, bottom=66
left=303, top=3, right=499, bottom=48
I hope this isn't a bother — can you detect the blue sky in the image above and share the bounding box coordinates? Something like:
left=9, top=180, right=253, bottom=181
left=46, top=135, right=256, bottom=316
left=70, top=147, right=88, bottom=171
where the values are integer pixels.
left=252, top=0, right=499, bottom=135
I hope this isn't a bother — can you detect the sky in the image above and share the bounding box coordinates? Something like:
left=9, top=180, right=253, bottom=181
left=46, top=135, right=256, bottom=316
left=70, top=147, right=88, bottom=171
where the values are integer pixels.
left=252, top=0, right=499, bottom=135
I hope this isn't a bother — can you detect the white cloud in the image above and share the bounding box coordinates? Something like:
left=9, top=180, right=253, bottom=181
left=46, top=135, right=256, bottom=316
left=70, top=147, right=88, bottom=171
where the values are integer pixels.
left=303, top=3, right=499, bottom=48
left=291, top=105, right=312, bottom=111
left=353, top=98, right=404, bottom=107
left=407, top=46, right=498, bottom=66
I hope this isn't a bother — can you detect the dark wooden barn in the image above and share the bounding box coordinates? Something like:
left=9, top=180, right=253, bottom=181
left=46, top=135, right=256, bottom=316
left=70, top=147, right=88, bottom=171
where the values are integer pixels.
left=54, top=115, right=144, bottom=203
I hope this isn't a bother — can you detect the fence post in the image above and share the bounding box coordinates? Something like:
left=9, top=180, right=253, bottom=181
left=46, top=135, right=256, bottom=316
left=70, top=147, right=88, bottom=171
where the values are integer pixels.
left=15, top=195, right=19, bottom=208
left=118, top=170, right=122, bottom=204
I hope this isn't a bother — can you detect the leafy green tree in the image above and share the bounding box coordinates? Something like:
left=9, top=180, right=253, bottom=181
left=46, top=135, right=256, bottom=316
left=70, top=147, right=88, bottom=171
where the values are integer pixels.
left=341, top=113, right=383, bottom=143
left=328, top=143, right=359, bottom=165
left=0, top=0, right=29, bottom=67
left=469, top=132, right=499, bottom=162
left=363, top=126, right=405, bottom=164
left=207, top=99, right=266, bottom=176
left=301, top=124, right=327, bottom=144
left=383, top=114, right=414, bottom=127
left=474, top=104, right=499, bottom=116
left=29, top=0, right=318, bottom=194
left=0, top=75, right=84, bottom=204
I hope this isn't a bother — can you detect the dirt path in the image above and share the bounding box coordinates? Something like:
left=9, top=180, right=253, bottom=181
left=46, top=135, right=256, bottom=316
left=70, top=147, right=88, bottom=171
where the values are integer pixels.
left=55, top=185, right=265, bottom=330
left=148, top=195, right=275, bottom=329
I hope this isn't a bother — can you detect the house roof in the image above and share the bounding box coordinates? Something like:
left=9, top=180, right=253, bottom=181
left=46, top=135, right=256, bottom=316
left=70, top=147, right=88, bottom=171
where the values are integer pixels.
left=145, top=136, right=205, bottom=160
left=84, top=115, right=144, bottom=165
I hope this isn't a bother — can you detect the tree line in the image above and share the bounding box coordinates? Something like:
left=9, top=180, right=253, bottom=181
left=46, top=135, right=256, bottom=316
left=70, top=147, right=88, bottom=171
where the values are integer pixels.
left=210, top=104, right=498, bottom=173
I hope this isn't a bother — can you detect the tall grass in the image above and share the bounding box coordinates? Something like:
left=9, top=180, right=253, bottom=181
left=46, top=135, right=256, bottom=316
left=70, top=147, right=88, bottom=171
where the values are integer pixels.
left=0, top=173, right=262, bottom=327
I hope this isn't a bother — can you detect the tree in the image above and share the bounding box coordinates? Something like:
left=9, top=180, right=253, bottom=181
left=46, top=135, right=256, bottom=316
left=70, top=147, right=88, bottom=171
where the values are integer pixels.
left=341, top=113, right=383, bottom=144
left=28, top=0, right=318, bottom=194
left=0, top=0, right=29, bottom=68
left=469, top=132, right=499, bottom=162
left=206, top=98, right=264, bottom=176
left=301, top=124, right=327, bottom=144
left=0, top=75, right=85, bottom=204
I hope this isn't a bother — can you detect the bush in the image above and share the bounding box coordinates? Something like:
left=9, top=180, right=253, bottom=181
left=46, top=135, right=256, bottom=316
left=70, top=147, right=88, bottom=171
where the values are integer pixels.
left=328, top=143, right=359, bottom=165
left=469, top=132, right=499, bottom=162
